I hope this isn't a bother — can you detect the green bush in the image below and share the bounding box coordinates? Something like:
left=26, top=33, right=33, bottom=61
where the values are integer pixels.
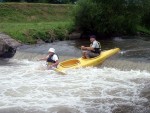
left=142, top=12, right=150, bottom=29
left=32, top=30, right=56, bottom=43
left=22, top=26, right=70, bottom=43
left=73, top=0, right=147, bottom=37
left=54, top=26, right=69, bottom=41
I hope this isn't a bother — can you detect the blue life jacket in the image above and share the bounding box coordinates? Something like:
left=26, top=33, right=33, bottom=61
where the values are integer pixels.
left=47, top=54, right=58, bottom=63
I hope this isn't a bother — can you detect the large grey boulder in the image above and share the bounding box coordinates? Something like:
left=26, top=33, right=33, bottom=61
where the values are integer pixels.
left=0, top=33, right=21, bottom=58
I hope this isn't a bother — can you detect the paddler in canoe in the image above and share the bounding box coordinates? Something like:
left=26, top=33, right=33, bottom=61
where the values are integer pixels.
left=81, top=35, right=101, bottom=59
left=38, top=48, right=59, bottom=69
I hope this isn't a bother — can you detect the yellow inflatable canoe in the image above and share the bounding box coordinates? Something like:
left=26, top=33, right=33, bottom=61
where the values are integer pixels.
left=56, top=48, right=120, bottom=73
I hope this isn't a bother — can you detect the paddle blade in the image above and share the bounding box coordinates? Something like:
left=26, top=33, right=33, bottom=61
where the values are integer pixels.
left=54, top=68, right=66, bottom=75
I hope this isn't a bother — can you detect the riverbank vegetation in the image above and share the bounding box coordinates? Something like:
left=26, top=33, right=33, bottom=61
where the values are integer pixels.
left=73, top=0, right=150, bottom=38
left=0, top=1, right=150, bottom=44
left=0, top=3, right=73, bottom=44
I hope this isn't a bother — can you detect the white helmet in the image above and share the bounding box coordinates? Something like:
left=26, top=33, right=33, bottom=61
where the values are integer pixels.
left=48, top=48, right=55, bottom=53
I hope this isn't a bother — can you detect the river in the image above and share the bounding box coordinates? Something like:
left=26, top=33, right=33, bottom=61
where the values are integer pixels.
left=0, top=36, right=150, bottom=113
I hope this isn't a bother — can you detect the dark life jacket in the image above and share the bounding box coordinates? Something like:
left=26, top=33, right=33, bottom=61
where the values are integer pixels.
left=91, top=41, right=101, bottom=54
left=47, top=54, right=58, bottom=63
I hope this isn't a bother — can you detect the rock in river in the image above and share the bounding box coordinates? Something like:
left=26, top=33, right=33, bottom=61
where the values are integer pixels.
left=0, top=33, right=21, bottom=58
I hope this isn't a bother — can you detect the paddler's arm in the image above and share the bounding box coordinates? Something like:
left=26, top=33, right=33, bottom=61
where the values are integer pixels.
left=38, top=56, right=48, bottom=61
left=48, top=60, right=59, bottom=69
left=81, top=46, right=94, bottom=51
left=38, top=57, right=46, bottom=61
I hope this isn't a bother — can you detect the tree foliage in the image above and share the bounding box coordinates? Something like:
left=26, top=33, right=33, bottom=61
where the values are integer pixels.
left=4, top=0, right=77, bottom=3
left=142, top=12, right=150, bottom=29
left=140, top=0, right=150, bottom=29
left=73, top=0, right=150, bottom=37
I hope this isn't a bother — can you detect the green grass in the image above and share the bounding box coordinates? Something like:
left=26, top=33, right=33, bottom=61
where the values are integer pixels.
left=0, top=22, right=72, bottom=43
left=137, top=26, right=150, bottom=35
left=0, top=3, right=73, bottom=23
left=0, top=3, right=74, bottom=44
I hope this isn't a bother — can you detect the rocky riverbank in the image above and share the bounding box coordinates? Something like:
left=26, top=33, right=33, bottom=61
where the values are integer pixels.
left=0, top=33, right=21, bottom=58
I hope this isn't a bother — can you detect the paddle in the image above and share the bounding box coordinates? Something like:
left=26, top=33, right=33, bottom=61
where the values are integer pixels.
left=37, top=60, right=66, bottom=75
left=53, top=68, right=66, bottom=75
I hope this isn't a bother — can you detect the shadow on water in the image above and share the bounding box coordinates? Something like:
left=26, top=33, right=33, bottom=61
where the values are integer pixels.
left=0, top=59, right=16, bottom=66
left=0, top=59, right=9, bottom=65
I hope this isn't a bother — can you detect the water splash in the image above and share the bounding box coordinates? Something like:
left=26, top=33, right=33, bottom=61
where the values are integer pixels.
left=0, top=59, right=150, bottom=113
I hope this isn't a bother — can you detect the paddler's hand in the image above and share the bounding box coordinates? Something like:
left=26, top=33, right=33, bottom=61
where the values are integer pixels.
left=47, top=65, right=53, bottom=70
left=37, top=57, right=46, bottom=61
left=37, top=59, right=42, bottom=61
left=81, top=46, right=86, bottom=50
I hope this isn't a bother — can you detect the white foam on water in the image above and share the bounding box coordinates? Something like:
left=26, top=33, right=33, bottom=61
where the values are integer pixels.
left=0, top=59, right=150, bottom=113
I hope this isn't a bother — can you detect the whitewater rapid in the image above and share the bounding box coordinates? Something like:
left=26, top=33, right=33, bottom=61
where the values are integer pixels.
left=0, top=59, right=150, bottom=113
left=0, top=37, right=150, bottom=113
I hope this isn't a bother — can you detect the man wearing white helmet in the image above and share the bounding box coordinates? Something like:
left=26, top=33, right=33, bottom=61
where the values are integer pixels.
left=39, top=48, right=59, bottom=69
